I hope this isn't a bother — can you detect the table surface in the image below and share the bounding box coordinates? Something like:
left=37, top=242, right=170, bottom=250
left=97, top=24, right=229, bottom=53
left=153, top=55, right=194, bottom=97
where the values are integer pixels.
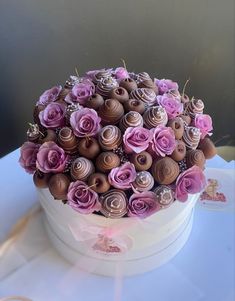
left=0, top=150, right=234, bottom=301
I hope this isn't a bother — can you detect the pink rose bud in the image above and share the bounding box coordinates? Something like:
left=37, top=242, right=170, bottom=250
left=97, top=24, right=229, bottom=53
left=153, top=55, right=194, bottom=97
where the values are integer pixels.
left=128, top=191, right=161, bottom=218
left=123, top=127, right=153, bottom=154
left=37, top=85, right=62, bottom=106
left=70, top=107, right=101, bottom=137
left=39, top=102, right=66, bottom=129
left=154, top=78, right=179, bottom=95
left=193, top=114, right=213, bottom=139
left=19, top=141, right=40, bottom=174
left=36, top=141, right=68, bottom=173
left=157, top=93, right=183, bottom=119
left=175, top=165, right=206, bottom=202
left=65, top=79, right=95, bottom=105
left=67, top=180, right=101, bottom=214
left=114, top=67, right=129, bottom=80
left=108, top=162, right=137, bottom=190
left=151, top=126, right=176, bottom=157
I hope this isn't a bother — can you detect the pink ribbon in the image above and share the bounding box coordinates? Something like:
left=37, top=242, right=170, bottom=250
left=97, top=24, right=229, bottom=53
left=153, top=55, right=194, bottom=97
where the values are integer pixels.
left=68, top=215, right=155, bottom=254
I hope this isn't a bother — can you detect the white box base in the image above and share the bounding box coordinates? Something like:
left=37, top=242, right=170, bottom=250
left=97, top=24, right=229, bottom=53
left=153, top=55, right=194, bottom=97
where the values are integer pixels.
left=39, top=189, right=198, bottom=277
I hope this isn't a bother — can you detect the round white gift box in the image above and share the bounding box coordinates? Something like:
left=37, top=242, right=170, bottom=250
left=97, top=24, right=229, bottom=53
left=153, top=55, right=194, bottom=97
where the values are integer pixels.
left=38, top=188, right=199, bottom=277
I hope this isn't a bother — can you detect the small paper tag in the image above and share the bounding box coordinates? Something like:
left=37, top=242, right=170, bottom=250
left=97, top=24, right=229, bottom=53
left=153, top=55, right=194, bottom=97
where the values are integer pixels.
left=198, top=168, right=235, bottom=212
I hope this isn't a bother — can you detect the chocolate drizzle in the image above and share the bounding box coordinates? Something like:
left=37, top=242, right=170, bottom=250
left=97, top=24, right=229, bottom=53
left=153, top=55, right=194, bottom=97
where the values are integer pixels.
left=96, top=77, right=119, bottom=97
left=99, top=189, right=128, bottom=218
left=93, top=69, right=113, bottom=84
left=143, top=106, right=168, bottom=129
left=132, top=171, right=154, bottom=192
left=130, top=88, right=156, bottom=105
left=98, top=125, right=122, bottom=150
left=183, top=126, right=201, bottom=149
left=153, top=185, right=174, bottom=208
left=185, top=98, right=204, bottom=117
left=70, top=157, right=95, bottom=181
left=119, top=111, right=143, bottom=132
left=186, top=149, right=205, bottom=169
left=99, top=99, right=124, bottom=124
left=96, top=151, right=121, bottom=173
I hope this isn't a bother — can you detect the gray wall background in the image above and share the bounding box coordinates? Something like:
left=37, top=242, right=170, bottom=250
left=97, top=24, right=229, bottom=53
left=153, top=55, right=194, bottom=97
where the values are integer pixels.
left=0, top=0, right=234, bottom=157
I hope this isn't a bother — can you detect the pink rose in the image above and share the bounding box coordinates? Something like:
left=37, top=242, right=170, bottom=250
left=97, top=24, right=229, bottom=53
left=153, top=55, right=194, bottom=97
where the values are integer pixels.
left=193, top=114, right=213, bottom=139
left=39, top=102, right=66, bottom=129
left=123, top=127, right=153, bottom=154
left=65, top=79, right=95, bottom=105
left=108, top=162, right=137, bottom=190
left=70, top=108, right=101, bottom=137
left=36, top=141, right=68, bottom=173
left=175, top=165, right=206, bottom=202
left=114, top=67, right=129, bottom=80
left=19, top=142, right=40, bottom=174
left=154, top=78, right=179, bottom=95
left=151, top=126, right=176, bottom=156
left=67, top=180, right=101, bottom=214
left=37, top=85, right=62, bottom=106
left=157, top=93, right=183, bottom=119
left=128, top=191, right=161, bottom=218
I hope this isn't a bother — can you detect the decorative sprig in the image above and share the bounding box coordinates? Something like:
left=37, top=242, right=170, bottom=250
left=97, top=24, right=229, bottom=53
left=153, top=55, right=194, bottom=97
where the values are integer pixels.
left=182, top=78, right=190, bottom=97
left=121, top=58, right=127, bottom=70
left=75, top=67, right=79, bottom=77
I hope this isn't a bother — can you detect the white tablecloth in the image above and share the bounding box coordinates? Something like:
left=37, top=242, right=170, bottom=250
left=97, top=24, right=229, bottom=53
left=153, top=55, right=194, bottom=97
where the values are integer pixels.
left=0, top=150, right=234, bottom=301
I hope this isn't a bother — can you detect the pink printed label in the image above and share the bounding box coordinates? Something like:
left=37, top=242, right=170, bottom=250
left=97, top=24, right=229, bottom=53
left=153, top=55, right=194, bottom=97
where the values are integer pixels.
left=198, top=168, right=235, bottom=212
left=92, top=234, right=133, bottom=255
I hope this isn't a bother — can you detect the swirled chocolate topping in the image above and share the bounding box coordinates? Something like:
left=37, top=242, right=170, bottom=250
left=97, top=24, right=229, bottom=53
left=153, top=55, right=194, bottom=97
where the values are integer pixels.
left=138, top=79, right=158, bottom=94
left=93, top=69, right=113, bottom=84
left=130, top=88, right=156, bottom=105
left=183, top=126, right=201, bottom=149
left=153, top=185, right=174, bottom=208
left=130, top=151, right=153, bottom=171
left=99, top=189, right=128, bottom=218
left=132, top=171, right=154, bottom=192
left=136, top=72, right=151, bottom=83
left=143, top=106, right=168, bottom=129
left=58, top=127, right=79, bottom=154
left=119, top=111, right=144, bottom=132
left=151, top=157, right=179, bottom=185
left=186, top=149, right=205, bottom=169
left=70, top=157, right=95, bottom=181
left=96, top=77, right=119, bottom=97
left=98, top=125, right=122, bottom=150
left=124, top=99, right=145, bottom=114
left=185, top=98, right=204, bottom=116
left=96, top=151, right=121, bottom=173
left=99, top=99, right=124, bottom=124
